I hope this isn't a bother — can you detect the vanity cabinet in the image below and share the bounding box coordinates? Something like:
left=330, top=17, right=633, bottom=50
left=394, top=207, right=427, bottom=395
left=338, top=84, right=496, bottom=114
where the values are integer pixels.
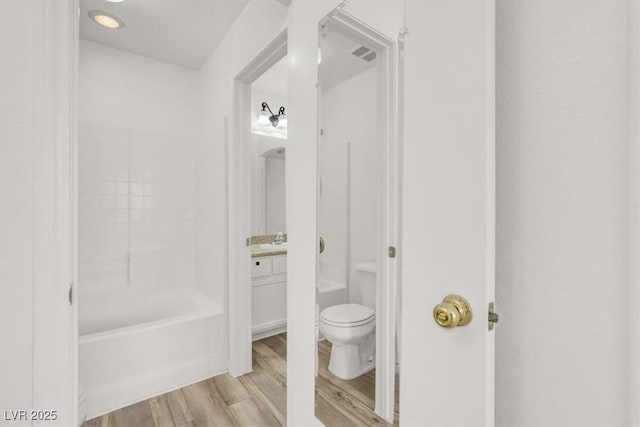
left=251, top=254, right=287, bottom=340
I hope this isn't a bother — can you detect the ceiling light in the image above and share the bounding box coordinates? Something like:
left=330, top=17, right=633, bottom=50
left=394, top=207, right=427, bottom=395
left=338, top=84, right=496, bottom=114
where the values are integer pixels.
left=105, top=0, right=125, bottom=2
left=88, top=10, right=124, bottom=29
left=257, top=102, right=287, bottom=130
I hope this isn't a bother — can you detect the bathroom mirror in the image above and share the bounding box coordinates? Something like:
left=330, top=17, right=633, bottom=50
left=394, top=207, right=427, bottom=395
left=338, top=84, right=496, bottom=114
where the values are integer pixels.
left=315, top=10, right=400, bottom=425
left=251, top=141, right=286, bottom=236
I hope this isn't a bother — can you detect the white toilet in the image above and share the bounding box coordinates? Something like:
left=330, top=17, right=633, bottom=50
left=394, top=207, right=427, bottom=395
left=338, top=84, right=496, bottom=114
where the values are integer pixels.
left=319, top=261, right=376, bottom=380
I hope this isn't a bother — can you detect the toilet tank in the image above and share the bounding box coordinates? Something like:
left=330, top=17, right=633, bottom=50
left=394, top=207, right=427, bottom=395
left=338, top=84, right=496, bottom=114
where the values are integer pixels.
left=355, top=261, right=377, bottom=309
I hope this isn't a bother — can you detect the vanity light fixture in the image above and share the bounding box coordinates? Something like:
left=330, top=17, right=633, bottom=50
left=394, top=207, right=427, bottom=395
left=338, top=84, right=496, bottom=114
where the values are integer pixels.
left=88, top=10, right=125, bottom=29
left=258, top=102, right=287, bottom=130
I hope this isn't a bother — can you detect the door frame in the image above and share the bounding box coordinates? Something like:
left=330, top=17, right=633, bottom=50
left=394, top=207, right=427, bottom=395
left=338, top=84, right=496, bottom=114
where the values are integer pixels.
left=629, top=2, right=640, bottom=425
left=228, top=25, right=287, bottom=376
left=317, top=9, right=401, bottom=422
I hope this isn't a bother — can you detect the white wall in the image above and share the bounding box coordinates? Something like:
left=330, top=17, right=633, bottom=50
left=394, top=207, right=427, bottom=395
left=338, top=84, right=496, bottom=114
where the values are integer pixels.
left=321, top=67, right=377, bottom=303
left=496, top=1, right=631, bottom=424
left=79, top=40, right=200, bottom=295
left=0, top=2, right=75, bottom=425
left=196, top=0, right=287, bottom=368
left=79, top=40, right=201, bottom=134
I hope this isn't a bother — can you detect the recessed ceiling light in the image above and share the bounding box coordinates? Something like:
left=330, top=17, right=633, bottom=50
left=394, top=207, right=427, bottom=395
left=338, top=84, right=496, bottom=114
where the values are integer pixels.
left=88, top=10, right=124, bottom=29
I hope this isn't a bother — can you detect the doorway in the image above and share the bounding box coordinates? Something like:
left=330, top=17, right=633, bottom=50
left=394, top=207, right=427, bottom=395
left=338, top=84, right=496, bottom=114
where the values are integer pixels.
left=314, top=9, right=400, bottom=424
left=228, top=26, right=288, bottom=376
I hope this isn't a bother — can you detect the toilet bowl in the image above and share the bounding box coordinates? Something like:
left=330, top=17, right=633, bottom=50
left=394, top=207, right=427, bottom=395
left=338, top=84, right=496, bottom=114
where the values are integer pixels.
left=319, top=303, right=375, bottom=380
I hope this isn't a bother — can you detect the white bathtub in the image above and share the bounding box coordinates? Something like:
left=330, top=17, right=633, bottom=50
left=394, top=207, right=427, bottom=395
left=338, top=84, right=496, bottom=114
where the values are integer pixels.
left=317, top=278, right=347, bottom=312
left=79, top=288, right=226, bottom=419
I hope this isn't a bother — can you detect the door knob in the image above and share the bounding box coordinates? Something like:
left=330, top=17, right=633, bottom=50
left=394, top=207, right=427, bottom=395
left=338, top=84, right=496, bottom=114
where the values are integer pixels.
left=433, top=295, right=472, bottom=328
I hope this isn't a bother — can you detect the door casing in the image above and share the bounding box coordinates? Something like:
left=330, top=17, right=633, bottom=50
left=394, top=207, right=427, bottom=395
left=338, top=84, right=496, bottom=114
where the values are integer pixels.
left=228, top=24, right=288, bottom=376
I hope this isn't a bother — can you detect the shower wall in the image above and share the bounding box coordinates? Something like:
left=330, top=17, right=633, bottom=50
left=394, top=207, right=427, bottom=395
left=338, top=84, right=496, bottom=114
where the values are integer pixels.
left=79, top=40, right=201, bottom=294
left=79, top=124, right=196, bottom=292
left=321, top=67, right=378, bottom=303
left=318, top=142, right=350, bottom=288
left=78, top=39, right=226, bottom=418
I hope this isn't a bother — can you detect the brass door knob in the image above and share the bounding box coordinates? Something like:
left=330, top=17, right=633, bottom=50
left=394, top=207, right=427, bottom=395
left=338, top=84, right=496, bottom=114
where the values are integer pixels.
left=433, top=295, right=472, bottom=328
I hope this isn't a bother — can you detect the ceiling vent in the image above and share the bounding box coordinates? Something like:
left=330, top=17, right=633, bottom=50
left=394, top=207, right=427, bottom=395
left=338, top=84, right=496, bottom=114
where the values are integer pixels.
left=350, top=45, right=377, bottom=62
left=361, top=51, right=377, bottom=62
left=351, top=45, right=370, bottom=57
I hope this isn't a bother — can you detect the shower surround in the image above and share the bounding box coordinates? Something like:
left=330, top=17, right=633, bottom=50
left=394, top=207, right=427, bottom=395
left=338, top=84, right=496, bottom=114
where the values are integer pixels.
left=78, top=40, right=226, bottom=419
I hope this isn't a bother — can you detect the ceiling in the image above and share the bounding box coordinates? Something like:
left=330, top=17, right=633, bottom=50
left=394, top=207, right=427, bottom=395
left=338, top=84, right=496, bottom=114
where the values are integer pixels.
left=320, top=30, right=377, bottom=90
left=249, top=30, right=376, bottom=96
left=79, top=0, right=248, bottom=70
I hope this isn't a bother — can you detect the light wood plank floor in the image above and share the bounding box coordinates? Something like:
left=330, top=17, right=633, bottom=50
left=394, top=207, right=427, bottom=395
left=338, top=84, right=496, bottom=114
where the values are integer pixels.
left=83, top=333, right=398, bottom=427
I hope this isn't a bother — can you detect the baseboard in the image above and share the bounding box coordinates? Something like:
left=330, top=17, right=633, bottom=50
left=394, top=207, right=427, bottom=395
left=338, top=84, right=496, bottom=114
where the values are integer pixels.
left=252, top=318, right=287, bottom=341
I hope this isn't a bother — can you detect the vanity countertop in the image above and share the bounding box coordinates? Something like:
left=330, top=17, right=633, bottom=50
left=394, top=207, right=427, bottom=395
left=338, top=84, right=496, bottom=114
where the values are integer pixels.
left=251, top=244, right=287, bottom=258
left=250, top=234, right=287, bottom=258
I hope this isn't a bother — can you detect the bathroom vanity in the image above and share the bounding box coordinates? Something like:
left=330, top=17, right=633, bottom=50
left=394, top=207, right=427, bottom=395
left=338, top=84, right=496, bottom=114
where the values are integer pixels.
left=251, top=239, right=287, bottom=340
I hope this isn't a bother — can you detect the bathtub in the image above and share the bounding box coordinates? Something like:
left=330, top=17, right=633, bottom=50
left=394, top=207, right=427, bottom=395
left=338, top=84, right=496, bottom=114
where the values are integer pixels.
left=79, top=288, right=226, bottom=419
left=316, top=278, right=347, bottom=312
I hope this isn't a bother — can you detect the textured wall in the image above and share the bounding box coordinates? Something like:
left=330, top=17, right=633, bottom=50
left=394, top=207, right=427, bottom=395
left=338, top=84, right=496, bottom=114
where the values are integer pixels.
left=496, top=1, right=631, bottom=424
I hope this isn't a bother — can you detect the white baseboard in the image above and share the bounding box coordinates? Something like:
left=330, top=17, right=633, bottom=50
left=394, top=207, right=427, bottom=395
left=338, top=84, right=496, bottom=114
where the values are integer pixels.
left=252, top=318, right=287, bottom=341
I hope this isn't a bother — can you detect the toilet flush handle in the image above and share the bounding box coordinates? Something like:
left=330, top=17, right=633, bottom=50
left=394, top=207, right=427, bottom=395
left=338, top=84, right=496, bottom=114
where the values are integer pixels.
left=433, top=295, right=472, bottom=328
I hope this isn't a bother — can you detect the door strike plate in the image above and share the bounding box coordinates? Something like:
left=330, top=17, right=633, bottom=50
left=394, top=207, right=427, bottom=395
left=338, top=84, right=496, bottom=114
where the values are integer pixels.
left=488, top=302, right=499, bottom=331
left=388, top=246, right=396, bottom=258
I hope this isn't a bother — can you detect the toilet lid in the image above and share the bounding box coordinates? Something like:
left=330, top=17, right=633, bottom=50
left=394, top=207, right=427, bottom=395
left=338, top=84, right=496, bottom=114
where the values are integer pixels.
left=320, top=304, right=375, bottom=327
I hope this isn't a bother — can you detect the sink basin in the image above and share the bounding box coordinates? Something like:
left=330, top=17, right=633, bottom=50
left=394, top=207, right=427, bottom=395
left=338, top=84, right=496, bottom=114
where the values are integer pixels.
left=259, top=242, right=288, bottom=250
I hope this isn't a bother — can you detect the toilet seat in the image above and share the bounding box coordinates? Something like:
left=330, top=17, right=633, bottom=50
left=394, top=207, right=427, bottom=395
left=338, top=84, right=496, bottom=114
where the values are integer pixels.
left=320, top=303, right=375, bottom=328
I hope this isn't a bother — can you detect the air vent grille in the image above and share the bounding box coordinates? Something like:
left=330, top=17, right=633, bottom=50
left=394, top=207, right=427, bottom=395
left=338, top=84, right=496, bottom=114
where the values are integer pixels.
left=351, top=46, right=370, bottom=57
left=362, top=51, right=377, bottom=62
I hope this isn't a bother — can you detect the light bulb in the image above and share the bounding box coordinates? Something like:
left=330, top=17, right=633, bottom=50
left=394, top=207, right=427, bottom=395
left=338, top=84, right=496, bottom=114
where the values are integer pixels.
left=89, top=10, right=124, bottom=29
left=276, top=114, right=287, bottom=130
left=257, top=109, right=270, bottom=127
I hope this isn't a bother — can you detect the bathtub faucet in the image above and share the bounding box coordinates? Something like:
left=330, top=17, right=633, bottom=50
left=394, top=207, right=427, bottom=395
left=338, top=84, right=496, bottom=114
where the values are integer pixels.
left=272, top=232, right=285, bottom=245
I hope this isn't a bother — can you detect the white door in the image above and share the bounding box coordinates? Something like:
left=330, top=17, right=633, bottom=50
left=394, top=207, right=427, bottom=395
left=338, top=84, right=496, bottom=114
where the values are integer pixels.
left=399, top=1, right=496, bottom=425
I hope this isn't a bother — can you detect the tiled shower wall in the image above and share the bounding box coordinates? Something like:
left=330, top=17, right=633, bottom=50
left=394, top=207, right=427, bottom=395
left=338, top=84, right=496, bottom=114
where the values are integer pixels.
left=79, top=39, right=201, bottom=295
left=79, top=123, right=195, bottom=292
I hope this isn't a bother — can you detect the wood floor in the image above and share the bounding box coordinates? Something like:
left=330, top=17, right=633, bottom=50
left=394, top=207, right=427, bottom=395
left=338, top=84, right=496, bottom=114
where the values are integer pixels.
left=83, top=333, right=398, bottom=427
left=315, top=339, right=399, bottom=427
